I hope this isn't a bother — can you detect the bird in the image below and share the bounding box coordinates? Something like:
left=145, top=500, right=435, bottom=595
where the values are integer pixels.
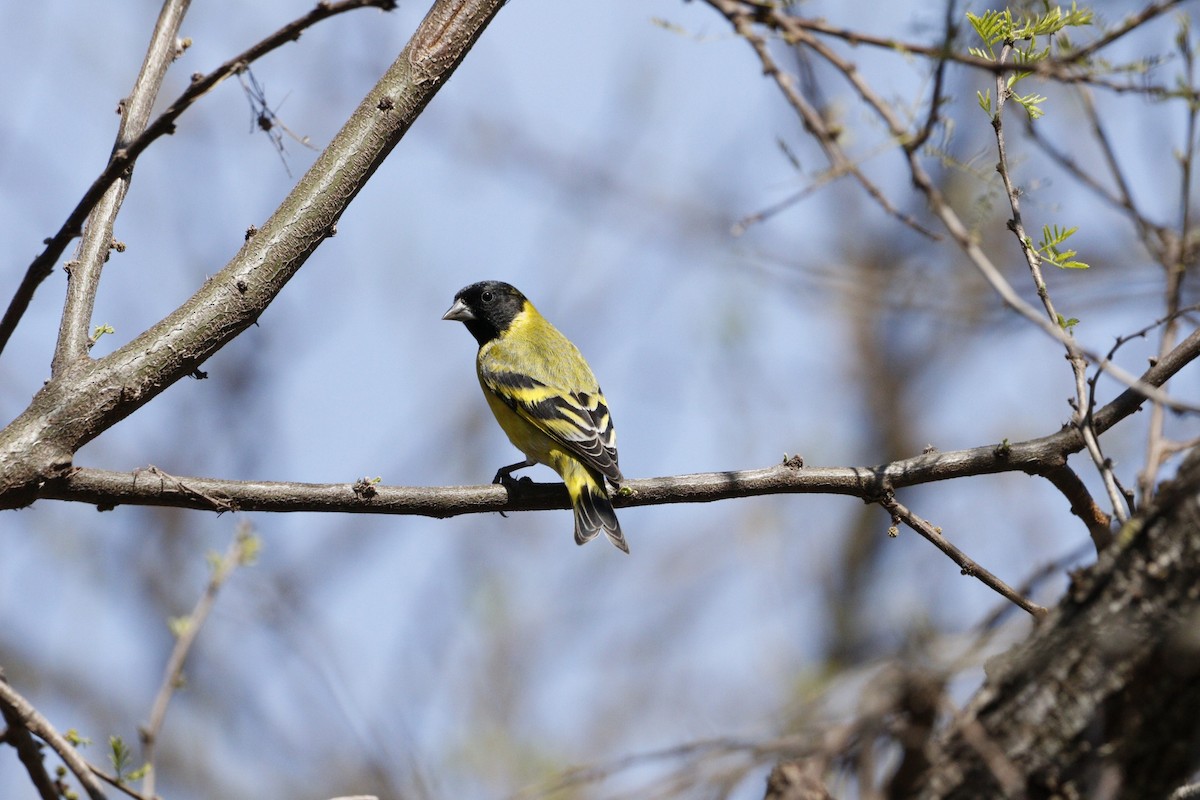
left=443, top=280, right=628, bottom=553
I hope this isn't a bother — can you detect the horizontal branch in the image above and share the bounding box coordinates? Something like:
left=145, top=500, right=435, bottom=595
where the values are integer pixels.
left=736, top=0, right=1189, bottom=81
left=26, top=294, right=1200, bottom=526
left=38, top=432, right=1071, bottom=517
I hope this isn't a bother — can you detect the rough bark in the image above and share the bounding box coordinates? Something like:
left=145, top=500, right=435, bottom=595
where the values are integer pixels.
left=915, top=446, right=1200, bottom=799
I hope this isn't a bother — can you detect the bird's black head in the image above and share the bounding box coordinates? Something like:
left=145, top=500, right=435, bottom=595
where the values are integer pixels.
left=442, top=281, right=528, bottom=346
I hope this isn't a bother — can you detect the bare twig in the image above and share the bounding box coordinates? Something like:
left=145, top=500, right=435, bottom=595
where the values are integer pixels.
left=0, top=673, right=109, bottom=800
left=705, top=0, right=939, bottom=239
left=140, top=524, right=257, bottom=799
left=0, top=0, right=397, bottom=360
left=718, top=0, right=1200, bottom=414
left=1140, top=24, right=1198, bottom=506
left=51, top=0, right=192, bottom=376
left=879, top=494, right=1048, bottom=618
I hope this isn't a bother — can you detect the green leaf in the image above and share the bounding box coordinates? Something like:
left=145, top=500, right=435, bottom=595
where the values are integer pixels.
left=65, top=729, right=91, bottom=748
left=976, top=89, right=993, bottom=114
left=236, top=533, right=262, bottom=567
left=109, top=736, right=132, bottom=780
left=168, top=615, right=192, bottom=638
left=1035, top=224, right=1090, bottom=268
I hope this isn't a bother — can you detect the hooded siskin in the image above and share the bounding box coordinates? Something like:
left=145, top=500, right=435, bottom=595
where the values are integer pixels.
left=443, top=281, right=627, bottom=553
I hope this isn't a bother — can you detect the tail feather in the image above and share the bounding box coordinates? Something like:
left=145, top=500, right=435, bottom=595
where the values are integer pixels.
left=564, top=462, right=628, bottom=553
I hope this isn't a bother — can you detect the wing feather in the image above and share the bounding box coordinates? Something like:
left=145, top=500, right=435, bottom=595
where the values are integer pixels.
left=481, top=368, right=621, bottom=483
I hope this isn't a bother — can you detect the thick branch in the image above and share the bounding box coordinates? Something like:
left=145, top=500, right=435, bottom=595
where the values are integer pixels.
left=13, top=436, right=1138, bottom=516
left=0, top=0, right=506, bottom=509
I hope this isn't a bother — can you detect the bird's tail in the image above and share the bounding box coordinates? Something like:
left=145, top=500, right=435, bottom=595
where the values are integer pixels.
left=561, top=460, right=628, bottom=553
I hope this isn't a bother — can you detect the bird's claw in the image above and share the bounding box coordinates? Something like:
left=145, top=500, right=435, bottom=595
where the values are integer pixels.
left=494, top=472, right=532, bottom=518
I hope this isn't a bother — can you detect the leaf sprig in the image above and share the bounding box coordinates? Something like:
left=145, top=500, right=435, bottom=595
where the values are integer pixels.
left=1033, top=224, right=1091, bottom=270
left=968, top=2, right=1094, bottom=120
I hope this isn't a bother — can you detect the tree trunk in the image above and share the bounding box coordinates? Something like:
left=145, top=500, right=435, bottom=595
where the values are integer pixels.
left=916, top=446, right=1200, bottom=799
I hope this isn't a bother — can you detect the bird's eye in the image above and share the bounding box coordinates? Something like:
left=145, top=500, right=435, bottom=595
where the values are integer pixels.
left=481, top=291, right=493, bottom=303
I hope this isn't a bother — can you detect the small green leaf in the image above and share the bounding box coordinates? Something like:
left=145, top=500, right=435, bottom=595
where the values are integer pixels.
left=65, top=729, right=91, bottom=748
left=109, top=736, right=132, bottom=780
left=168, top=615, right=192, bottom=638
left=1057, top=313, right=1080, bottom=330
left=976, top=89, right=993, bottom=114
left=89, top=324, right=115, bottom=346
left=236, top=533, right=262, bottom=567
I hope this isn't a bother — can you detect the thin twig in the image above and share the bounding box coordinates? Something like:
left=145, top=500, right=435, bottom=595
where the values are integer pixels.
left=51, top=0, right=192, bottom=376
left=706, top=0, right=939, bottom=239
left=140, top=524, right=257, bottom=799
left=705, top=0, right=1195, bottom=412
left=739, top=0, right=1192, bottom=84
left=0, top=0, right=397, bottom=360
left=880, top=494, right=1048, bottom=618
left=1140, top=25, right=1198, bottom=506
left=907, top=0, right=958, bottom=156
left=989, top=41, right=1130, bottom=524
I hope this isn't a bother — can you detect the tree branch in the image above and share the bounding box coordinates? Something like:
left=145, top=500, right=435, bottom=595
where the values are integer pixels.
left=30, top=322, right=1200, bottom=551
left=0, top=0, right=507, bottom=509
left=140, top=526, right=255, bottom=799
left=0, top=0, right=398, bottom=360
left=0, top=672, right=108, bottom=800
left=737, top=3, right=1200, bottom=414
left=731, top=0, right=1189, bottom=83
left=51, top=0, right=192, bottom=375
left=879, top=494, right=1048, bottom=617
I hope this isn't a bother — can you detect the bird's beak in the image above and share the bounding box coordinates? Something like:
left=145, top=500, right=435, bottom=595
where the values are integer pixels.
left=442, top=298, right=474, bottom=322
